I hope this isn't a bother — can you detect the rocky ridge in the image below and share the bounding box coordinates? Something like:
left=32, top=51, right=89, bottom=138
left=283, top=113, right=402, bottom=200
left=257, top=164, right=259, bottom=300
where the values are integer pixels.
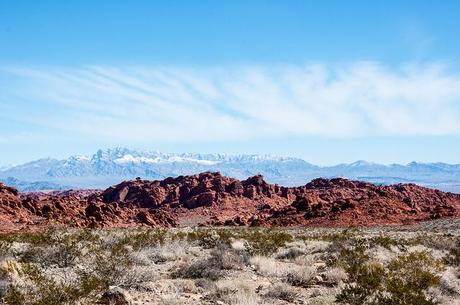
left=1, top=172, right=460, bottom=232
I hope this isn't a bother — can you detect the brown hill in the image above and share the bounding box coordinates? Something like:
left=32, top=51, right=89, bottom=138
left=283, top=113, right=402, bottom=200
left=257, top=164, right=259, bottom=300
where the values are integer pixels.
left=1, top=172, right=460, bottom=232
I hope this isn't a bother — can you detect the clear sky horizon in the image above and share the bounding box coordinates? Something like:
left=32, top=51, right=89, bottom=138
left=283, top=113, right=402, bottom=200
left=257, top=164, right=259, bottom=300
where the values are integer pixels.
left=1, top=0, right=460, bottom=166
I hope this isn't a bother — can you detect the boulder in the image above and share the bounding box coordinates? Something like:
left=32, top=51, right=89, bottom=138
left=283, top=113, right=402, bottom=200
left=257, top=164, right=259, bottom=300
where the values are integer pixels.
left=100, top=286, right=131, bottom=305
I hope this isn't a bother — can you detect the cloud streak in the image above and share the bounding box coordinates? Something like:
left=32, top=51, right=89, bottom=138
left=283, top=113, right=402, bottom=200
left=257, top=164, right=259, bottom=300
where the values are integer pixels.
left=2, top=62, right=460, bottom=143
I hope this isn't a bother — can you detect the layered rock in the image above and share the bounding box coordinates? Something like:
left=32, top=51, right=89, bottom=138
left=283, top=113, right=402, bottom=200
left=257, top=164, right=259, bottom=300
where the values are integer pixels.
left=1, top=173, right=459, bottom=231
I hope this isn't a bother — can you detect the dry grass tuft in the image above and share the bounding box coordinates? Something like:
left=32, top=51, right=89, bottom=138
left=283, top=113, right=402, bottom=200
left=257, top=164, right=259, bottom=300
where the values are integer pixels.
left=284, top=265, right=317, bottom=287
left=264, top=283, right=299, bottom=302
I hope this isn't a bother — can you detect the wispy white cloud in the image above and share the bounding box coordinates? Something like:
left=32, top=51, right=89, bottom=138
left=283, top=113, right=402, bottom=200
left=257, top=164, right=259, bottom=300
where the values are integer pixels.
left=2, top=62, right=460, bottom=142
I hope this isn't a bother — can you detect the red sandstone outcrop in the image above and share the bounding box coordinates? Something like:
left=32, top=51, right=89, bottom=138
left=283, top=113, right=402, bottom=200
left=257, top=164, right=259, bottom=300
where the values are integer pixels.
left=1, top=173, right=459, bottom=232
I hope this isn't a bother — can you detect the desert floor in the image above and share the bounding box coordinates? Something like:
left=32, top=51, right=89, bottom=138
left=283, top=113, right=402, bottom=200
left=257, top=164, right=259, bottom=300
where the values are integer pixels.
left=1, top=219, right=460, bottom=305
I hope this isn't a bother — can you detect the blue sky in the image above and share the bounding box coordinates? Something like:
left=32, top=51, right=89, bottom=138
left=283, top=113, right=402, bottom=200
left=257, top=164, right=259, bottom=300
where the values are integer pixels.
left=1, top=0, right=460, bottom=165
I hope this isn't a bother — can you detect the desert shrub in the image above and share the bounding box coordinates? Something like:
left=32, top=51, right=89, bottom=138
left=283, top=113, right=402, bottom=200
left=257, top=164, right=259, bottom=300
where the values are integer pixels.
left=312, top=228, right=361, bottom=243
left=212, top=280, right=258, bottom=305
left=172, top=243, right=243, bottom=281
left=98, top=229, right=166, bottom=251
left=134, top=241, right=188, bottom=265
left=439, top=267, right=460, bottom=296
left=79, top=241, right=134, bottom=290
left=322, top=267, right=348, bottom=286
left=383, top=251, right=444, bottom=304
left=0, top=245, right=8, bottom=281
left=47, top=234, right=84, bottom=268
left=120, top=229, right=167, bottom=250
left=170, top=231, right=188, bottom=241
left=228, top=291, right=258, bottom=305
left=369, top=235, right=401, bottom=250
left=443, top=238, right=460, bottom=266
left=172, top=258, right=222, bottom=281
left=214, top=244, right=247, bottom=270
left=3, top=285, right=26, bottom=305
left=0, top=280, right=9, bottom=299
left=159, top=295, right=181, bottom=305
left=322, top=232, right=368, bottom=268
left=264, top=283, right=299, bottom=302
left=250, top=255, right=284, bottom=277
left=277, top=247, right=306, bottom=260
left=417, top=234, right=457, bottom=251
left=175, top=228, right=292, bottom=254
left=336, top=263, right=386, bottom=305
left=197, top=232, right=222, bottom=249
left=182, top=230, right=221, bottom=248
left=177, top=229, right=235, bottom=248
left=211, top=280, right=238, bottom=299
left=336, top=251, right=444, bottom=305
left=211, top=229, right=238, bottom=245
left=194, top=277, right=216, bottom=290
left=284, top=265, right=317, bottom=287
left=19, top=230, right=99, bottom=267
left=307, top=295, right=337, bottom=305
left=0, top=234, right=15, bottom=246
left=18, top=245, right=48, bottom=265
left=0, top=240, right=11, bottom=258
left=4, top=263, right=90, bottom=305
left=2, top=229, right=90, bottom=249
left=329, top=238, right=369, bottom=280
left=243, top=229, right=293, bottom=256
left=13, top=230, right=55, bottom=246
left=403, top=233, right=456, bottom=250
left=230, top=239, right=247, bottom=252
left=302, top=239, right=332, bottom=255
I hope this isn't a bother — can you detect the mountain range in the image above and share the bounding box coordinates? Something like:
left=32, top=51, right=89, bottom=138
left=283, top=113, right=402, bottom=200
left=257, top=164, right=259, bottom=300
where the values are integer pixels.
left=1, top=147, right=460, bottom=193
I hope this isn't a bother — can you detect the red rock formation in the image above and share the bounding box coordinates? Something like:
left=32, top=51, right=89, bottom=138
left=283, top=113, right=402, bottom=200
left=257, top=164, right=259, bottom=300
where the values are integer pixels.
left=1, top=173, right=459, bottom=232
left=0, top=183, right=24, bottom=229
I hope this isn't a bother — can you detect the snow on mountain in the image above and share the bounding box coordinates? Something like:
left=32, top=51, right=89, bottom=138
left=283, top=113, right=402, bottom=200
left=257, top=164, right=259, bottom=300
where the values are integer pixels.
left=0, top=148, right=459, bottom=193
left=112, top=154, right=220, bottom=165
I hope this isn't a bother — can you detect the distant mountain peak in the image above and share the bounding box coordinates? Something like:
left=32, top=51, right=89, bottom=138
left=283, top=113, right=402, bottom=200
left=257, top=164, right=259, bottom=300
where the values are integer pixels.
left=349, top=160, right=379, bottom=167
left=0, top=148, right=459, bottom=193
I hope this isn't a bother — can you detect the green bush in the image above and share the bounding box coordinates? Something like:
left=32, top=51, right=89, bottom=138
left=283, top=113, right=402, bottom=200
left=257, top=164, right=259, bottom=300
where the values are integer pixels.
left=336, top=263, right=385, bottom=305
left=369, top=235, right=401, bottom=250
left=329, top=238, right=370, bottom=281
left=336, top=251, right=444, bottom=305
left=383, top=251, right=444, bottom=304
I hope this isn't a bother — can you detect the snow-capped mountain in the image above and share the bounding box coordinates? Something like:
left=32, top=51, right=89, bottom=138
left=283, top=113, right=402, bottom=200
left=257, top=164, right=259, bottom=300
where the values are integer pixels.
left=1, top=148, right=460, bottom=193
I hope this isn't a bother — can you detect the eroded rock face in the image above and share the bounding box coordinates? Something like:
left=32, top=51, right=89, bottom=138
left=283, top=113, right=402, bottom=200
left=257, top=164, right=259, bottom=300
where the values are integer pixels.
left=1, top=173, right=460, bottom=231
left=0, top=183, right=24, bottom=227
left=268, top=178, right=460, bottom=226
